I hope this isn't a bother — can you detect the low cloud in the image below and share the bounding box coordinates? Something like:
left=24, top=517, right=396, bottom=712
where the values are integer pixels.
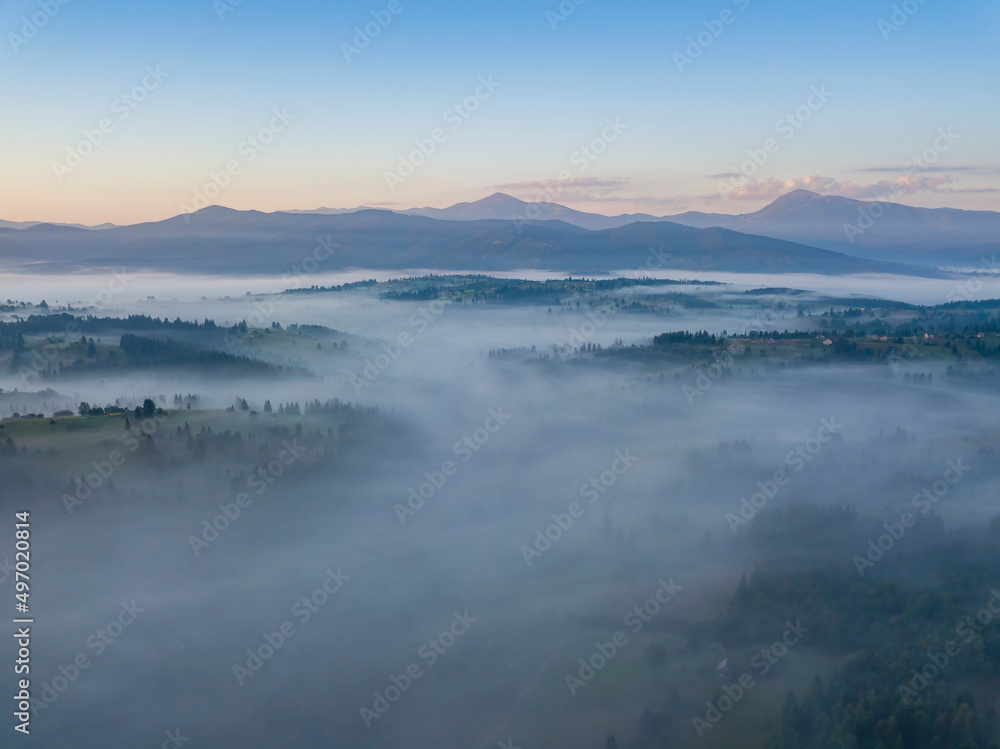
left=857, top=165, right=975, bottom=174
left=948, top=186, right=1000, bottom=193
left=494, top=177, right=629, bottom=195
left=715, top=174, right=960, bottom=201
left=491, top=179, right=691, bottom=212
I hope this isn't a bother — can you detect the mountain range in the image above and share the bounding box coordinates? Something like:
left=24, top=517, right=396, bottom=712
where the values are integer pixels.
left=2, top=190, right=995, bottom=276
left=274, top=190, right=1000, bottom=267
left=668, top=190, right=1000, bottom=266
left=0, top=218, right=118, bottom=231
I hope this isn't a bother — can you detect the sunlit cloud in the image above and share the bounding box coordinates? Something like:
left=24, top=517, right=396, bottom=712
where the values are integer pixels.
left=494, top=177, right=629, bottom=195
left=856, top=165, right=976, bottom=173
left=712, top=174, right=962, bottom=201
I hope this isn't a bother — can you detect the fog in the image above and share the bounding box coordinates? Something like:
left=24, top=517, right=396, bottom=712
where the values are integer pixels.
left=2, top=271, right=1000, bottom=748
left=6, top=266, right=1000, bottom=307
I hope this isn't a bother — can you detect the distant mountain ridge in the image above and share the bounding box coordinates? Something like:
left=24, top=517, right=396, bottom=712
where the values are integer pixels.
left=0, top=219, right=118, bottom=230
left=399, top=192, right=670, bottom=230
left=279, top=190, right=1000, bottom=265
left=2, top=189, right=993, bottom=273
left=666, top=190, right=1000, bottom=265
left=0, top=204, right=920, bottom=277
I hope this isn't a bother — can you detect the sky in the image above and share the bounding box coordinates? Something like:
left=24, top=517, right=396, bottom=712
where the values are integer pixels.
left=0, top=0, right=998, bottom=225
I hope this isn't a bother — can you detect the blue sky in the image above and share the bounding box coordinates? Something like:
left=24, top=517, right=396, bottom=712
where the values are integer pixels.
left=1, top=0, right=997, bottom=224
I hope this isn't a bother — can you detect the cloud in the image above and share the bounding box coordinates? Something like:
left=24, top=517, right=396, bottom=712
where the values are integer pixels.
left=947, top=187, right=1000, bottom=193
left=494, top=177, right=629, bottom=195
left=715, top=174, right=961, bottom=201
left=493, top=177, right=637, bottom=207
left=715, top=175, right=837, bottom=200
left=706, top=172, right=742, bottom=179
left=856, top=166, right=976, bottom=173
left=568, top=194, right=689, bottom=211
left=491, top=178, right=688, bottom=213
left=835, top=175, right=955, bottom=199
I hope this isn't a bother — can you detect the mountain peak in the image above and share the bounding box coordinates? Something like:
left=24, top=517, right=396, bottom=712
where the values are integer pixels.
left=25, top=222, right=86, bottom=233
left=753, top=189, right=844, bottom=220
left=773, top=189, right=823, bottom=202
left=191, top=205, right=242, bottom=215
left=469, top=192, right=528, bottom=208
